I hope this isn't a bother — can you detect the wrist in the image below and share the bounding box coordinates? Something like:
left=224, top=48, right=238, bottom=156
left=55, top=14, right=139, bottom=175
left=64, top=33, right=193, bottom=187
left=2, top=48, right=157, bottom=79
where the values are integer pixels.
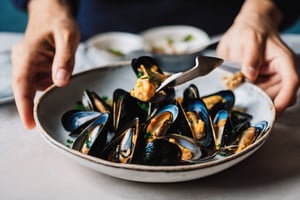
left=28, top=0, right=75, bottom=19
left=235, top=0, right=282, bottom=32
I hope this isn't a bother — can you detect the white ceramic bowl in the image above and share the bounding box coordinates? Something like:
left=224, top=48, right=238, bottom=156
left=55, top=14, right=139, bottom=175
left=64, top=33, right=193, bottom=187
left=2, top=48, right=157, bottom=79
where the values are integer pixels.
left=35, top=61, right=275, bottom=183
left=141, top=25, right=211, bottom=72
left=85, top=32, right=144, bottom=66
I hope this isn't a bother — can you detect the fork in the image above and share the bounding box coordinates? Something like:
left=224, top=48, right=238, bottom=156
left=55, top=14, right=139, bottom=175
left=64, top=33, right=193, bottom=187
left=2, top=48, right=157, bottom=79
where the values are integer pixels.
left=155, top=55, right=224, bottom=92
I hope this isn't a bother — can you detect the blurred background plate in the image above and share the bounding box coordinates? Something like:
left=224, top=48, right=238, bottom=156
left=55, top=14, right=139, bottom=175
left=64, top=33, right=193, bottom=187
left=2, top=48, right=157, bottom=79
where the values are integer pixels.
left=141, top=25, right=211, bottom=72
left=84, top=32, right=144, bottom=66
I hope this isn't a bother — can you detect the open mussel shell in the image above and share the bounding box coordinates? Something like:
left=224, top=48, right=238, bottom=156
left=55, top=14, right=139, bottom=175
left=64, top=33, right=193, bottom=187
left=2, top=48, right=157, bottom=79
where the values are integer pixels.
left=185, top=98, right=216, bottom=152
left=100, top=118, right=141, bottom=164
left=61, top=110, right=101, bottom=133
left=202, top=90, right=235, bottom=118
left=213, top=109, right=253, bottom=151
left=143, top=104, right=179, bottom=143
left=131, top=56, right=164, bottom=76
left=142, top=138, right=182, bottom=165
left=218, top=120, right=269, bottom=155
left=72, top=112, right=110, bottom=157
left=160, top=134, right=203, bottom=161
left=142, top=133, right=217, bottom=165
left=113, top=89, right=149, bottom=133
left=82, top=89, right=112, bottom=113
left=213, top=109, right=230, bottom=150
left=230, top=110, right=253, bottom=132
left=234, top=120, right=269, bottom=153
left=131, top=56, right=174, bottom=104
left=253, top=120, right=269, bottom=140
left=167, top=101, right=194, bottom=139
left=182, top=84, right=201, bottom=108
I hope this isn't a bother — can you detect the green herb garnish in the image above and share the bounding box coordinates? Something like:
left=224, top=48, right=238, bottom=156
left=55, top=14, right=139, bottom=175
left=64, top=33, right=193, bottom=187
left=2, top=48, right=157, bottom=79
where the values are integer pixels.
left=118, top=95, right=124, bottom=101
left=137, top=101, right=149, bottom=112
left=107, top=48, right=125, bottom=57
left=101, top=95, right=109, bottom=102
left=137, top=71, right=143, bottom=78
left=144, top=132, right=153, bottom=140
left=74, top=101, right=85, bottom=110
left=167, top=37, right=174, bottom=44
left=66, top=139, right=74, bottom=144
left=183, top=34, right=193, bottom=42
left=141, top=76, right=149, bottom=80
left=85, top=139, right=91, bottom=149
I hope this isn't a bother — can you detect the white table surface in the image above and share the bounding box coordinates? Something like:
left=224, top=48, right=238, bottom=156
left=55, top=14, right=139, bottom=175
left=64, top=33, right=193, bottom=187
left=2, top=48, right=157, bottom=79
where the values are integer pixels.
left=1, top=33, right=300, bottom=200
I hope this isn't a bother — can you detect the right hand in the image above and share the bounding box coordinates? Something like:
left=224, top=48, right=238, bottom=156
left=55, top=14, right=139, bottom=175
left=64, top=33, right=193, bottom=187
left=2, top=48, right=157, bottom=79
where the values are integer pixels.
left=11, top=0, right=80, bottom=129
left=216, top=0, right=299, bottom=118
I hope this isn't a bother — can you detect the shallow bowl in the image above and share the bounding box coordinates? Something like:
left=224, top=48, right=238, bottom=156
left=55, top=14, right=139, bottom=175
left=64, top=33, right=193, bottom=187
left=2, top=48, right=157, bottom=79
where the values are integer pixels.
left=35, top=61, right=275, bottom=183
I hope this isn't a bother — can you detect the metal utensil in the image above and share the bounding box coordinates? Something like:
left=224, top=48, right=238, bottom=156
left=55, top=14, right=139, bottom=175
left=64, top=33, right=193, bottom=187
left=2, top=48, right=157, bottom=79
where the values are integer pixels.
left=155, top=55, right=224, bottom=92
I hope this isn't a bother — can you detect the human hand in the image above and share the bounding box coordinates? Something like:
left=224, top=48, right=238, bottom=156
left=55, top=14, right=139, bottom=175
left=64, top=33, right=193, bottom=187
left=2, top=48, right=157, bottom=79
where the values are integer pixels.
left=11, top=0, right=80, bottom=129
left=216, top=0, right=299, bottom=118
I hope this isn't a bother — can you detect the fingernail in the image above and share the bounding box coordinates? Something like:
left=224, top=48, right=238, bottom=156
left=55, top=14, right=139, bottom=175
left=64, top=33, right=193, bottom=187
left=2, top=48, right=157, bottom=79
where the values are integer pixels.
left=56, top=69, right=69, bottom=81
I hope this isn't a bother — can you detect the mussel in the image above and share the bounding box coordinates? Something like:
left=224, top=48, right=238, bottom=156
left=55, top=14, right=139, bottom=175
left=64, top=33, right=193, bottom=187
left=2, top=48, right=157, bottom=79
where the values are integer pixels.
left=142, top=138, right=182, bottom=165
left=112, top=88, right=148, bottom=132
left=101, top=118, right=141, bottom=163
left=71, top=112, right=110, bottom=157
left=143, top=104, right=179, bottom=143
left=61, top=110, right=101, bottom=133
left=130, top=56, right=171, bottom=102
left=202, top=90, right=235, bottom=118
left=234, top=120, right=268, bottom=153
left=82, top=89, right=112, bottom=113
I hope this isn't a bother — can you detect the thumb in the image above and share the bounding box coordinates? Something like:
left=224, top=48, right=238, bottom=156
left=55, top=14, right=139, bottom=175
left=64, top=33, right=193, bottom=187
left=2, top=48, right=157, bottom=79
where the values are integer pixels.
left=52, top=33, right=78, bottom=87
left=241, top=42, right=264, bottom=82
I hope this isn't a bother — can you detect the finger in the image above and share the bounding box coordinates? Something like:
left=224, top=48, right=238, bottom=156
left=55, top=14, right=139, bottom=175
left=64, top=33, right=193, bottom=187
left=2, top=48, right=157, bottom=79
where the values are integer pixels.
left=263, top=82, right=296, bottom=119
left=273, top=70, right=299, bottom=118
left=12, top=77, right=36, bottom=129
left=255, top=72, right=280, bottom=92
left=241, top=37, right=265, bottom=82
left=216, top=37, right=230, bottom=59
left=52, top=30, right=78, bottom=87
left=35, top=72, right=53, bottom=90
left=11, top=44, right=36, bottom=129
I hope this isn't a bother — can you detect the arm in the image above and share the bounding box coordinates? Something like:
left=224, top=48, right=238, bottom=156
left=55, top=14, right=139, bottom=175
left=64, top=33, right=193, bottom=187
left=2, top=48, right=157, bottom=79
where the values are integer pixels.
left=11, top=0, right=80, bottom=129
left=217, top=0, right=299, bottom=118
